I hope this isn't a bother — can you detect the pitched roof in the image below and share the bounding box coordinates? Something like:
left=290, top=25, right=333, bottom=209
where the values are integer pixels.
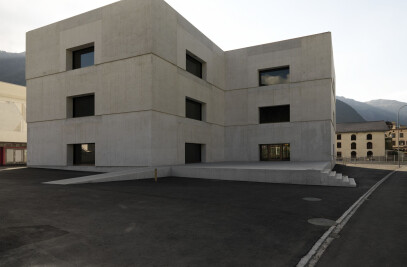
left=336, top=121, right=390, bottom=133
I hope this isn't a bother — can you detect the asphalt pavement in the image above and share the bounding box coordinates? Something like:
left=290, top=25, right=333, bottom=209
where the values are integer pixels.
left=0, top=166, right=393, bottom=266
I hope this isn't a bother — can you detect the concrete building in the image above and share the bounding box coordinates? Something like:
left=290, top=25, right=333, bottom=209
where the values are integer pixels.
left=386, top=123, right=407, bottom=151
left=336, top=121, right=389, bottom=160
left=0, top=81, right=27, bottom=165
left=26, top=0, right=344, bottom=186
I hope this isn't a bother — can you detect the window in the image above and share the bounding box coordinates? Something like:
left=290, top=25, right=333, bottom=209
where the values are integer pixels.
left=400, top=141, right=405, bottom=146
left=71, top=95, right=95, bottom=118
left=367, top=151, right=373, bottom=158
left=351, top=142, right=356, bottom=150
left=73, top=143, right=95, bottom=165
left=351, top=151, right=357, bottom=158
left=259, top=105, right=290, bottom=124
left=337, top=134, right=342, bottom=140
left=367, top=134, right=372, bottom=140
left=367, top=142, right=373, bottom=149
left=259, top=66, right=290, bottom=86
left=337, top=142, right=341, bottom=148
left=186, top=98, right=203, bottom=121
left=73, top=46, right=94, bottom=69
left=401, top=133, right=404, bottom=138
left=351, top=134, right=356, bottom=141
left=392, top=133, right=396, bottom=138
left=185, top=143, right=202, bottom=164
left=337, top=152, right=342, bottom=158
left=186, top=53, right=203, bottom=78
left=393, top=141, right=396, bottom=145
left=260, top=144, right=290, bottom=161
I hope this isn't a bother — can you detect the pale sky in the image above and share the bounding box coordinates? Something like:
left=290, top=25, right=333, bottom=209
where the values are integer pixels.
left=1, top=0, right=406, bottom=102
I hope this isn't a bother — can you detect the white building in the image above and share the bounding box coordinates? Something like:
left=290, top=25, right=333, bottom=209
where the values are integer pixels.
left=0, top=81, right=27, bottom=165
left=26, top=0, right=336, bottom=170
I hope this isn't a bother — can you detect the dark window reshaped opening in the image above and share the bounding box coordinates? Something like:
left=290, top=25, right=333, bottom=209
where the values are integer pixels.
left=73, top=95, right=94, bottom=118
left=73, top=46, right=94, bottom=69
left=337, top=152, right=342, bottom=158
left=186, top=54, right=202, bottom=78
left=367, top=142, right=373, bottom=149
left=367, top=134, right=372, bottom=140
left=260, top=144, right=290, bottom=161
left=259, top=105, right=290, bottom=124
left=73, top=143, right=95, bottom=165
left=186, top=98, right=202, bottom=121
left=351, top=151, right=357, bottom=158
left=337, top=142, right=341, bottom=148
left=185, top=143, right=201, bottom=164
left=259, top=66, right=290, bottom=86
left=351, top=142, right=356, bottom=150
left=351, top=134, right=356, bottom=140
left=337, top=134, right=341, bottom=140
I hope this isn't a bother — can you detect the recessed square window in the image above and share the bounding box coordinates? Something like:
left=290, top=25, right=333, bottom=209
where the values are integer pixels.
left=259, top=66, right=290, bottom=86
left=73, top=143, right=95, bottom=165
left=73, top=46, right=94, bottom=69
left=71, top=95, right=95, bottom=118
left=186, top=53, right=203, bottom=79
left=259, top=105, right=290, bottom=124
left=186, top=98, right=203, bottom=121
left=185, top=143, right=202, bottom=164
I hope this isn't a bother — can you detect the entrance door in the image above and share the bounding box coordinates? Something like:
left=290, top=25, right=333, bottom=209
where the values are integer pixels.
left=185, top=143, right=202, bottom=164
left=260, top=144, right=290, bottom=161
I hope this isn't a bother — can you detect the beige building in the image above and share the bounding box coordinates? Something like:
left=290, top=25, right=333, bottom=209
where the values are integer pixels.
left=386, top=123, right=407, bottom=151
left=336, top=121, right=389, bottom=159
left=0, top=81, right=27, bottom=165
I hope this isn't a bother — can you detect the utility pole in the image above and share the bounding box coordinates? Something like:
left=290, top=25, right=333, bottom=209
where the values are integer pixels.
left=397, top=105, right=407, bottom=168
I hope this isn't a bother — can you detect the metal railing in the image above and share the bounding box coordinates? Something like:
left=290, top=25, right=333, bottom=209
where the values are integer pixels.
left=336, top=155, right=407, bottom=165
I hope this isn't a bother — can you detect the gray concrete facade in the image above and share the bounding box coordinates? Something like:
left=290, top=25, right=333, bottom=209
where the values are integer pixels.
left=26, top=0, right=336, bottom=168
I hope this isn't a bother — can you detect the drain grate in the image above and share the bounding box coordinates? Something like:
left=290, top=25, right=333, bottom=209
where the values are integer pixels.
left=308, top=218, right=336, bottom=227
left=302, top=197, right=322, bottom=202
left=0, top=225, right=68, bottom=253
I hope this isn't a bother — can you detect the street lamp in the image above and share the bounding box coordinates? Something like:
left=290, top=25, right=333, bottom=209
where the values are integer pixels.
left=397, top=105, right=407, bottom=168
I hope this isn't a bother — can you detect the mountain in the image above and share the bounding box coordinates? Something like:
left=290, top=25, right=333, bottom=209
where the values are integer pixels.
left=338, top=96, right=407, bottom=125
left=0, top=51, right=26, bottom=86
left=336, top=99, right=366, bottom=123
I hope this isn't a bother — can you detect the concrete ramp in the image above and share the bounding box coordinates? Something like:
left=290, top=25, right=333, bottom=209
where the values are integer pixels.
left=44, top=162, right=356, bottom=187
left=44, top=167, right=171, bottom=185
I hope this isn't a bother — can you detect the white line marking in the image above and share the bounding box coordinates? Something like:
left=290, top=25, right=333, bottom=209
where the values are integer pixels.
left=297, top=169, right=399, bottom=267
left=0, top=167, right=27, bottom=172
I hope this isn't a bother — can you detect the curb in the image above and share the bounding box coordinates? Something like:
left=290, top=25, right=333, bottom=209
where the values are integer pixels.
left=296, top=169, right=399, bottom=267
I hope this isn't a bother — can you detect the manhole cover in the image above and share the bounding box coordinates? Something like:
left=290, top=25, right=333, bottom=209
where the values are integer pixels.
left=302, top=197, right=322, bottom=202
left=308, top=218, right=336, bottom=227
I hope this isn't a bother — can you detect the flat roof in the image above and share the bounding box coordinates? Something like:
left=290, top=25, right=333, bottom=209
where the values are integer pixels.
left=336, top=121, right=389, bottom=133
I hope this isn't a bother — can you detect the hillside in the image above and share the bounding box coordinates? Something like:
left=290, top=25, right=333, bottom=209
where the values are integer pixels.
left=336, top=99, right=366, bottom=123
left=0, top=51, right=25, bottom=86
left=338, top=96, right=407, bottom=125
